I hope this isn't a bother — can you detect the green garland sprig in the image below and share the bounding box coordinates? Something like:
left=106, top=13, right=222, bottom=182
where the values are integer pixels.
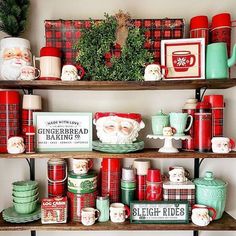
left=75, top=13, right=154, bottom=81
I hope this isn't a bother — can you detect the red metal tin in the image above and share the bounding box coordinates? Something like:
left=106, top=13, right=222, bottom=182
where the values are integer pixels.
left=136, top=175, right=147, bottom=201
left=194, top=101, right=212, bottom=152
left=67, top=190, right=97, bottom=222
left=101, top=158, right=121, bottom=203
left=48, top=159, right=67, bottom=198
left=0, top=91, right=20, bottom=153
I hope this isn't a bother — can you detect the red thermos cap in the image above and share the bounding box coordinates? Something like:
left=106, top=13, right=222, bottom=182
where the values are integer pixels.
left=196, top=101, right=212, bottom=110
left=190, top=15, right=209, bottom=30
left=203, top=95, right=224, bottom=108
left=0, top=91, right=20, bottom=104
left=147, top=169, right=162, bottom=182
left=211, top=13, right=231, bottom=29
left=40, top=47, right=62, bottom=57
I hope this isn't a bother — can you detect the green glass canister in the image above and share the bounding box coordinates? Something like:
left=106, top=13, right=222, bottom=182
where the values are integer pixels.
left=96, top=196, right=110, bottom=222
left=194, top=171, right=227, bottom=220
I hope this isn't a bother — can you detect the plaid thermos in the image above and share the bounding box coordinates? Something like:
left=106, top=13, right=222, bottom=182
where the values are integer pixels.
left=101, top=158, right=121, bottom=203
left=48, top=158, right=67, bottom=198
left=0, top=91, right=20, bottom=153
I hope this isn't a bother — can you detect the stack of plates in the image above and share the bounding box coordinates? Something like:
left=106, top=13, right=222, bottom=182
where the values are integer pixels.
left=92, top=140, right=144, bottom=153
left=2, top=203, right=41, bottom=223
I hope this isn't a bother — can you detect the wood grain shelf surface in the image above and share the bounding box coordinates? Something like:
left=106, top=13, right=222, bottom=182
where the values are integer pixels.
left=0, top=212, right=235, bottom=231
left=0, top=79, right=236, bottom=90
left=0, top=149, right=236, bottom=159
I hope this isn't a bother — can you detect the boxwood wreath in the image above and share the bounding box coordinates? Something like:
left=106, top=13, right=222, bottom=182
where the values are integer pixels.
left=75, top=12, right=154, bottom=81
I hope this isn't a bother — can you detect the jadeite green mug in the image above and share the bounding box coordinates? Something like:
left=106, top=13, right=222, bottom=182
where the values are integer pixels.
left=151, top=111, right=169, bottom=135
left=169, top=112, right=193, bottom=136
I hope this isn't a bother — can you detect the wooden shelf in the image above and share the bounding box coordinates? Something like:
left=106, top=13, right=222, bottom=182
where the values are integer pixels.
left=0, top=212, right=235, bottom=231
left=1, top=149, right=236, bottom=159
left=0, top=79, right=236, bottom=90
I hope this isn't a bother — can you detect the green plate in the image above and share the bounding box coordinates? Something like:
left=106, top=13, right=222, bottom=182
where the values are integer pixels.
left=92, top=140, right=144, bottom=153
left=3, top=203, right=41, bottom=223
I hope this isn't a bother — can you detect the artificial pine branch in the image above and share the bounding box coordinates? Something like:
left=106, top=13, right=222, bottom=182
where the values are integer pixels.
left=0, top=0, right=30, bottom=37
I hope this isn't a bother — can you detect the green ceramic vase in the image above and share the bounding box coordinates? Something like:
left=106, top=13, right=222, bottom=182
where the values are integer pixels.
left=194, top=171, right=227, bottom=220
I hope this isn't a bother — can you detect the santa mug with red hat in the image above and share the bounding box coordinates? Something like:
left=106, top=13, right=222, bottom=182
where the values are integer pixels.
left=93, top=112, right=145, bottom=144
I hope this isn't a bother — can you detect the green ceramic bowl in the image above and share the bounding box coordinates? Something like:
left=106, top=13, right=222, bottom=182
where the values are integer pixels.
left=13, top=198, right=38, bottom=214
left=12, top=180, right=38, bottom=192
left=13, top=187, right=38, bottom=198
left=12, top=192, right=39, bottom=203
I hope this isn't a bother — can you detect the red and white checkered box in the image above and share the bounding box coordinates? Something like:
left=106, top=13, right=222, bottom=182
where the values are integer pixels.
left=163, top=180, right=195, bottom=215
left=45, top=18, right=185, bottom=65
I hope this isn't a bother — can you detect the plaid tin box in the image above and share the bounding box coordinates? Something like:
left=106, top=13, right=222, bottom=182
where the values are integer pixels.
left=45, top=18, right=185, bottom=65
left=163, top=180, right=195, bottom=215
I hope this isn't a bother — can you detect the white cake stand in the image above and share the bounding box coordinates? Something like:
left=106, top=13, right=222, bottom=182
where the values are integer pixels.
left=147, top=134, right=191, bottom=153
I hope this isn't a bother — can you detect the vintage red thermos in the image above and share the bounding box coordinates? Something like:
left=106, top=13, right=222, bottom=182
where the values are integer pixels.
left=203, top=95, right=224, bottom=137
left=190, top=15, right=209, bottom=45
left=194, top=101, right=212, bottom=152
left=0, top=91, right=20, bottom=153
left=210, top=13, right=232, bottom=56
left=101, top=158, right=121, bottom=203
left=47, top=158, right=67, bottom=198
left=182, top=98, right=198, bottom=151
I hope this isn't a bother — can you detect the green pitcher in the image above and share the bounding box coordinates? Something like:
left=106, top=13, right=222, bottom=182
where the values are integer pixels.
left=194, top=171, right=227, bottom=220
left=206, top=42, right=236, bottom=79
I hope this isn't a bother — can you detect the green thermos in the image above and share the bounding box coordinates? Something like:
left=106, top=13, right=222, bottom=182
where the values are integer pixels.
left=121, top=180, right=136, bottom=206
left=194, top=171, right=227, bottom=220
left=96, top=196, right=109, bottom=222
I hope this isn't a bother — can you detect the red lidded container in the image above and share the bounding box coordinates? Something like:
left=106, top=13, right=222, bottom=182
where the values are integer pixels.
left=39, top=47, right=62, bottom=80
left=48, top=158, right=67, bottom=198
left=146, top=169, right=163, bottom=201
left=194, top=101, right=212, bottom=152
left=203, top=95, right=224, bottom=137
left=101, top=158, right=121, bottom=203
left=0, top=91, right=20, bottom=153
left=190, top=15, right=209, bottom=45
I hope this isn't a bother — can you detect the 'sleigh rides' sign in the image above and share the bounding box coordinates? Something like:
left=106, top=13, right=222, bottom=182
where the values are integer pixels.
left=130, top=201, right=189, bottom=224
left=33, top=112, right=92, bottom=152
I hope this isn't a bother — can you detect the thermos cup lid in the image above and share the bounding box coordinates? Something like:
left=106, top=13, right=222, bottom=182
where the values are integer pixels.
left=211, top=13, right=231, bottom=29
left=0, top=91, right=20, bottom=104
left=183, top=98, right=198, bottom=109
left=203, top=95, right=224, bottom=108
left=22, top=95, right=42, bottom=110
left=146, top=168, right=162, bottom=182
left=190, top=15, right=209, bottom=30
left=40, top=47, right=62, bottom=57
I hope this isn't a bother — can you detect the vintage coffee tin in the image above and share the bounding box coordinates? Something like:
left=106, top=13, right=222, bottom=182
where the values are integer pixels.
left=67, top=190, right=97, bottom=222
left=68, top=171, right=97, bottom=194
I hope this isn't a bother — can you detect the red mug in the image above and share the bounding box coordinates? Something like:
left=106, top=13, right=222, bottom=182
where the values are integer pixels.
left=172, top=51, right=196, bottom=72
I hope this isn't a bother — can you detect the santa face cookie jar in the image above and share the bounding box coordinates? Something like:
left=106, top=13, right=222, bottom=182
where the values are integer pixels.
left=0, top=38, right=32, bottom=80
left=93, top=112, right=145, bottom=144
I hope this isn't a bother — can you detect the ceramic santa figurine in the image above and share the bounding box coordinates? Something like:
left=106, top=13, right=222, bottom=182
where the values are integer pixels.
left=93, top=112, right=145, bottom=144
left=0, top=38, right=32, bottom=80
left=61, top=65, right=85, bottom=81
left=169, top=167, right=188, bottom=183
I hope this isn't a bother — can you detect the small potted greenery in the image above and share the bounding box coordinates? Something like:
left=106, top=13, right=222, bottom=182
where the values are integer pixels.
left=0, top=0, right=32, bottom=80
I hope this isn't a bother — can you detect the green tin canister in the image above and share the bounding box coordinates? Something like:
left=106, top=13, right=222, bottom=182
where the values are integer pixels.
left=121, top=180, right=136, bottom=206
left=68, top=171, right=97, bottom=194
left=96, top=196, right=109, bottom=222
left=194, top=171, right=227, bottom=220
